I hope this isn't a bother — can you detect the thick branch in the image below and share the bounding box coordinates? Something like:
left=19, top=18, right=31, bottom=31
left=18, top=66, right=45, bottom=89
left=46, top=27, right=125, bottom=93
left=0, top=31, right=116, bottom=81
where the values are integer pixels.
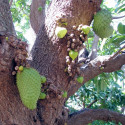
left=67, top=108, right=125, bottom=125
left=0, top=0, right=15, bottom=35
left=68, top=53, right=125, bottom=97
left=88, top=34, right=99, bottom=60
left=30, top=0, right=46, bottom=34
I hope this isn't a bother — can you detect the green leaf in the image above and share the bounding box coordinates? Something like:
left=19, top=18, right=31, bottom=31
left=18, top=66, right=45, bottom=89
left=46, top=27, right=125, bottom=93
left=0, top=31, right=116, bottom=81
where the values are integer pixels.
left=100, top=80, right=107, bottom=91
left=115, top=4, right=125, bottom=13
left=118, top=7, right=125, bottom=13
left=118, top=23, right=125, bottom=34
left=111, top=35, right=125, bottom=46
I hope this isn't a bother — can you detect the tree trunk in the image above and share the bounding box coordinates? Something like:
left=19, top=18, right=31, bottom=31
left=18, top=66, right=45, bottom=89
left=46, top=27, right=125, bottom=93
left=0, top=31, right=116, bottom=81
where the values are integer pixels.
left=1, top=0, right=125, bottom=125
left=31, top=0, right=102, bottom=124
left=0, top=0, right=41, bottom=125
left=30, top=0, right=46, bottom=34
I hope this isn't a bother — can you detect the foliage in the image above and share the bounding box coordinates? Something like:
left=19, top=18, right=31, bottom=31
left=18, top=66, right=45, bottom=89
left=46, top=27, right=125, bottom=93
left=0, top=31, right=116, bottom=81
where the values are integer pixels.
left=89, top=120, right=122, bottom=125
left=10, top=0, right=51, bottom=42
left=10, top=0, right=31, bottom=41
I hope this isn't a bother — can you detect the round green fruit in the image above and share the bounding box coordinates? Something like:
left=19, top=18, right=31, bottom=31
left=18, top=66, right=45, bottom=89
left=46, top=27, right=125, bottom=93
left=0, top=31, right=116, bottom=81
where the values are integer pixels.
left=62, top=91, right=67, bottom=98
left=55, top=26, right=67, bottom=38
left=38, top=6, right=42, bottom=12
left=77, top=76, right=84, bottom=84
left=69, top=50, right=78, bottom=60
left=19, top=66, right=24, bottom=72
left=93, top=9, right=112, bottom=26
left=5, top=37, right=8, bottom=41
left=93, top=24, right=113, bottom=38
left=41, top=76, right=46, bottom=83
left=92, top=9, right=113, bottom=38
left=39, top=92, right=46, bottom=99
left=81, top=25, right=90, bottom=34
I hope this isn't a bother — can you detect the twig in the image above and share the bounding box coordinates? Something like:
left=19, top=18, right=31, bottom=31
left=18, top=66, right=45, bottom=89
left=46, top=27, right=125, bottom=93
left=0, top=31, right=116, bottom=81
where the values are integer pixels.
left=109, top=45, right=125, bottom=61
left=86, top=99, right=97, bottom=108
left=112, top=15, right=125, bottom=19
left=9, top=0, right=13, bottom=7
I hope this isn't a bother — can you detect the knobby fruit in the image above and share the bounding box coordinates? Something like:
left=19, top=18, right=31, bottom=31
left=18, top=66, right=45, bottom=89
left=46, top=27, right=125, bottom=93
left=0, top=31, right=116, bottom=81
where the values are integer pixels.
left=16, top=68, right=41, bottom=110
left=93, top=9, right=113, bottom=38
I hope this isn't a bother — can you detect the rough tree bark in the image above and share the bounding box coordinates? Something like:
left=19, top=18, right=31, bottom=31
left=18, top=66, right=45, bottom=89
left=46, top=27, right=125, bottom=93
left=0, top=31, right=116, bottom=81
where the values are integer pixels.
left=0, top=0, right=125, bottom=125
left=30, top=0, right=46, bottom=34
left=0, top=0, right=41, bottom=125
left=31, top=0, right=102, bottom=124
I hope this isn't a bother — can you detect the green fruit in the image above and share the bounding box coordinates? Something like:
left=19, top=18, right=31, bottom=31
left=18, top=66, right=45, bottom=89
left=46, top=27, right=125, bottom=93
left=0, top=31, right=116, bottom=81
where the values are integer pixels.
left=118, top=22, right=125, bottom=34
left=93, top=9, right=112, bottom=26
left=38, top=6, right=42, bottom=12
left=62, top=91, right=67, bottom=98
left=69, top=50, right=78, bottom=60
left=16, top=68, right=41, bottom=110
left=19, top=66, right=24, bottom=72
left=81, top=25, right=90, bottom=34
left=5, top=37, right=8, bottom=41
left=77, top=76, right=84, bottom=84
left=93, top=9, right=113, bottom=38
left=100, top=67, right=104, bottom=70
left=41, top=76, right=46, bottom=83
left=55, top=26, right=67, bottom=38
left=39, top=92, right=46, bottom=99
left=93, top=24, right=113, bottom=38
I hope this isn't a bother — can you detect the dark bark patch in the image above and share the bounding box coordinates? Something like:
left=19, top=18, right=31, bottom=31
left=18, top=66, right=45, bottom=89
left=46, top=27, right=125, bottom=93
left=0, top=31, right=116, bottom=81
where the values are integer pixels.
left=89, top=0, right=93, bottom=2
left=33, top=116, right=37, bottom=123
left=55, top=118, right=58, bottom=123
left=0, top=39, right=2, bottom=44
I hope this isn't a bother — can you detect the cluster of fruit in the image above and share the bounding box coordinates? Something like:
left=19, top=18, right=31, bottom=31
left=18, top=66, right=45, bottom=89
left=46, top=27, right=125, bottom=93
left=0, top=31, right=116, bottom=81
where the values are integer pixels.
left=55, top=24, right=90, bottom=83
left=5, top=36, right=29, bottom=69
